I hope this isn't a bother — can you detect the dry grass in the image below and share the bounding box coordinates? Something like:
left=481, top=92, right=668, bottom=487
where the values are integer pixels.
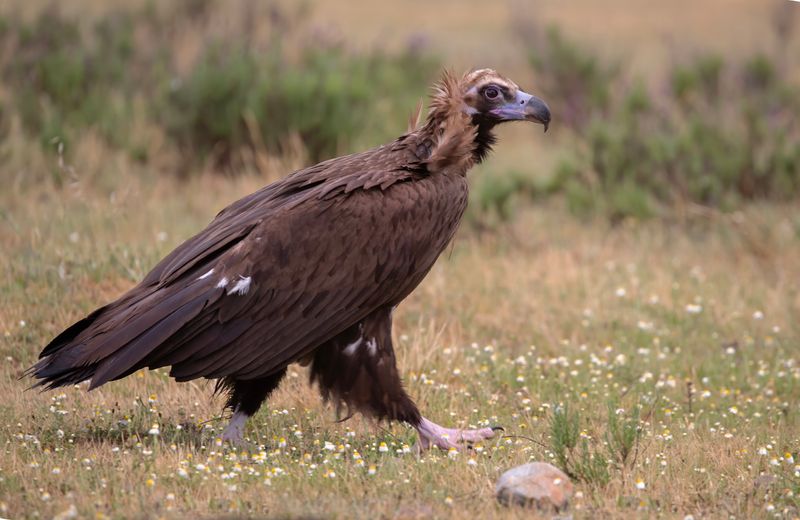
left=1, top=128, right=799, bottom=517
left=2, top=0, right=800, bottom=518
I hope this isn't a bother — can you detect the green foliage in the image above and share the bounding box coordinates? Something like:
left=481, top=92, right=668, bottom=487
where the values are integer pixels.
left=671, top=55, right=724, bottom=105
left=549, top=401, right=644, bottom=488
left=160, top=45, right=258, bottom=163
left=522, top=26, right=618, bottom=131
left=161, top=43, right=435, bottom=165
left=469, top=170, right=533, bottom=225
left=0, top=2, right=438, bottom=170
left=0, top=98, right=8, bottom=141
left=251, top=49, right=375, bottom=162
left=549, top=404, right=610, bottom=486
left=510, top=14, right=800, bottom=221
left=605, top=403, right=642, bottom=467
left=2, top=10, right=139, bottom=151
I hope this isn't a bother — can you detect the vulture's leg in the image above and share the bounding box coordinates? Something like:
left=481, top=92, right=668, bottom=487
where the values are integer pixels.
left=217, top=368, right=287, bottom=444
left=310, top=308, right=498, bottom=450
left=415, top=418, right=502, bottom=450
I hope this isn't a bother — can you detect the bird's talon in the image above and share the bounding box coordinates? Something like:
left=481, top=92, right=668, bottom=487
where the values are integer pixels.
left=415, top=417, right=499, bottom=451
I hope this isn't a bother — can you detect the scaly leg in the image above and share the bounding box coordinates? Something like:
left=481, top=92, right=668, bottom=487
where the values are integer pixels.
left=415, top=417, right=501, bottom=450
left=215, top=368, right=287, bottom=444
left=221, top=408, right=249, bottom=443
left=310, top=308, right=502, bottom=451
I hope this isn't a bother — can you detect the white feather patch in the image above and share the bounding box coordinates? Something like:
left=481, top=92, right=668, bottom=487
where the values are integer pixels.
left=366, top=338, right=378, bottom=356
left=343, top=338, right=363, bottom=356
left=228, top=275, right=252, bottom=296
left=216, top=277, right=229, bottom=289
left=197, top=268, right=215, bottom=280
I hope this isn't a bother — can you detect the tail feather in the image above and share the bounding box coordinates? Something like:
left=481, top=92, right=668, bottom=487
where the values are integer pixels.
left=28, top=278, right=222, bottom=391
left=168, top=319, right=252, bottom=381
left=144, top=313, right=217, bottom=369
left=88, top=296, right=210, bottom=389
left=38, top=306, right=108, bottom=359
left=80, top=281, right=211, bottom=364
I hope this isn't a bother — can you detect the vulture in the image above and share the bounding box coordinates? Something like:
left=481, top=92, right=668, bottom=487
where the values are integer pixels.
left=27, top=69, right=550, bottom=449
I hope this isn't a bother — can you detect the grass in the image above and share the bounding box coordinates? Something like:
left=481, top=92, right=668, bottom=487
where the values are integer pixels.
left=1, top=146, right=799, bottom=517
left=2, top=0, right=800, bottom=517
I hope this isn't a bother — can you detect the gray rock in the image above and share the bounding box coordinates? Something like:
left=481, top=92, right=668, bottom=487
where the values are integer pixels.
left=496, top=462, right=574, bottom=511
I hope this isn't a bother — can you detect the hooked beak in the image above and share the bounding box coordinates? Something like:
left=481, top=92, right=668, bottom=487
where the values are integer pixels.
left=490, top=90, right=551, bottom=132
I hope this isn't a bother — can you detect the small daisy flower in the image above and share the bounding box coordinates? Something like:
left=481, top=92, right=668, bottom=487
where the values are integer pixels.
left=685, top=304, right=703, bottom=314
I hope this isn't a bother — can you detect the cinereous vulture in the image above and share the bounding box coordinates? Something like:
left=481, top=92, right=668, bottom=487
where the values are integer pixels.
left=28, top=69, right=550, bottom=449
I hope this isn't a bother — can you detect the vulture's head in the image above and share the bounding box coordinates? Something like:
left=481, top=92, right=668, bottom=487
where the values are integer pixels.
left=459, top=68, right=551, bottom=131
left=423, top=69, right=551, bottom=167
left=428, top=68, right=551, bottom=132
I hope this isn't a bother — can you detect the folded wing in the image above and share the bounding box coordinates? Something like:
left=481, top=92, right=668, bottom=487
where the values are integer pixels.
left=29, top=142, right=465, bottom=390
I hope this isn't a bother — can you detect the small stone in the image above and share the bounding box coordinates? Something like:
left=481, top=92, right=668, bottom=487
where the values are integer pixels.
left=496, top=462, right=574, bottom=512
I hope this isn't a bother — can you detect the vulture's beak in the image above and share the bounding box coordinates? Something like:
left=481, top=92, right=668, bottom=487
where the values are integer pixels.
left=491, top=90, right=551, bottom=132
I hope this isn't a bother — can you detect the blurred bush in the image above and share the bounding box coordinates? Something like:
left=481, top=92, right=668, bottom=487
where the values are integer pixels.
left=161, top=45, right=433, bottom=165
left=1, top=0, right=796, bottom=222
left=0, top=1, right=438, bottom=172
left=523, top=26, right=619, bottom=132
left=514, top=14, right=800, bottom=221
left=4, top=11, right=134, bottom=151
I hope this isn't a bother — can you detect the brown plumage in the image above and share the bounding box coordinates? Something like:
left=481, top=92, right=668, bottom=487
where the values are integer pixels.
left=27, top=69, right=550, bottom=448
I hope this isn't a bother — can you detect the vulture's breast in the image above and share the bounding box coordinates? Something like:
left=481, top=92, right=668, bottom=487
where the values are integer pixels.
left=370, top=171, right=469, bottom=305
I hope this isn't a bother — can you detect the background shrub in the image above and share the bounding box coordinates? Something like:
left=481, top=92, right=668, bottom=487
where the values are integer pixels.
left=512, top=15, right=800, bottom=221
left=0, top=1, right=438, bottom=172
left=0, top=1, right=795, bottom=221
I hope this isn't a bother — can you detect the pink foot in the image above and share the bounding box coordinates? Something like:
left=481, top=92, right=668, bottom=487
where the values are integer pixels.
left=221, top=410, right=248, bottom=445
left=415, top=417, right=501, bottom=451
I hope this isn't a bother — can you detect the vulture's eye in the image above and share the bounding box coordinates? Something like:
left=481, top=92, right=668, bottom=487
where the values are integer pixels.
left=484, top=87, right=500, bottom=100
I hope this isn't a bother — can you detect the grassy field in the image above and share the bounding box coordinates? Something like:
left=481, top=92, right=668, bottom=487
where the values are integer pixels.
left=2, top=0, right=800, bottom=518
left=2, top=163, right=800, bottom=518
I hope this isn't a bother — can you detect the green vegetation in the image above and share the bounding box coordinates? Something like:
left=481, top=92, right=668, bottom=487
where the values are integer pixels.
left=1, top=1, right=799, bottom=517
left=548, top=400, right=644, bottom=487
left=0, top=2, right=437, bottom=171
left=2, top=2, right=796, bottom=221
left=161, top=44, right=435, bottom=166
left=550, top=403, right=610, bottom=486
left=515, top=21, right=800, bottom=221
left=2, top=175, right=798, bottom=517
